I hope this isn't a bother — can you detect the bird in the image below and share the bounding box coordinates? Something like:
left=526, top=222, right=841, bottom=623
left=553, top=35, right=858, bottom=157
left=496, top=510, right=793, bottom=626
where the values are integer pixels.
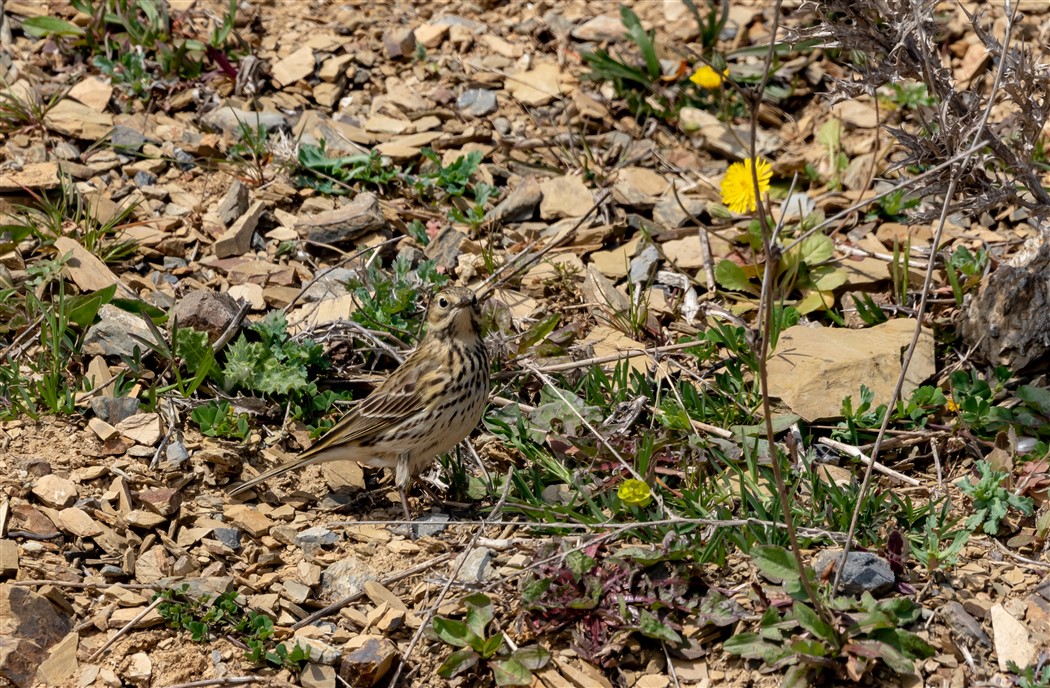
left=230, top=286, right=489, bottom=521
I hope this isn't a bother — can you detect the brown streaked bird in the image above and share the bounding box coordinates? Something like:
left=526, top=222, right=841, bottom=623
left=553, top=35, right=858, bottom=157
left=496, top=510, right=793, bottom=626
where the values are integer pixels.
left=230, top=286, right=489, bottom=520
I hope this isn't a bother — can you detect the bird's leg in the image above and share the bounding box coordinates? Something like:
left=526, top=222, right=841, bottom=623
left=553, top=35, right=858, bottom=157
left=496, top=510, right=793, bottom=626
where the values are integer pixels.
left=395, top=452, right=415, bottom=537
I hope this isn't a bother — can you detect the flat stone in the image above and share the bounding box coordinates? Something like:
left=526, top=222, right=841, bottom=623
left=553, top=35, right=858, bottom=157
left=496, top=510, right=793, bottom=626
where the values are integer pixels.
left=454, top=547, right=494, bottom=583
left=272, top=46, right=316, bottom=87
left=521, top=253, right=585, bottom=296
left=124, top=510, right=167, bottom=529
left=629, top=244, right=659, bottom=283
left=486, top=176, right=541, bottom=223
left=480, top=34, right=522, bottom=58
left=457, top=89, right=497, bottom=117
left=228, top=283, right=266, bottom=310
left=0, top=540, right=20, bottom=577
left=0, top=584, right=73, bottom=688
left=124, top=651, right=152, bottom=686
left=217, top=180, right=250, bottom=226
left=54, top=236, right=128, bottom=294
left=572, top=14, right=627, bottom=42
left=338, top=636, right=396, bottom=688
left=767, top=319, right=936, bottom=421
left=612, top=167, right=669, bottom=208
left=423, top=227, right=467, bottom=269
left=363, top=581, right=408, bottom=613
left=590, top=235, right=641, bottom=280
left=538, top=175, right=593, bottom=219
left=0, top=162, right=61, bottom=192
left=318, top=54, right=355, bottom=82
left=679, top=107, right=777, bottom=159
left=201, top=107, right=287, bottom=136
left=35, top=631, right=79, bottom=687
left=506, top=63, right=562, bottom=106
left=10, top=504, right=60, bottom=539
left=301, top=663, right=336, bottom=688
left=214, top=200, right=266, bottom=258
left=297, top=193, right=386, bottom=245
left=89, top=397, right=141, bottom=425
left=414, top=23, right=449, bottom=48
left=654, top=194, right=707, bottom=229
left=134, top=545, right=170, bottom=584
left=82, top=304, right=153, bottom=358
left=940, top=601, right=991, bottom=648
left=170, top=290, right=242, bottom=343
left=32, top=475, right=78, bottom=509
left=991, top=603, right=1036, bottom=671
left=108, top=605, right=164, bottom=629
left=43, top=99, right=113, bottom=139
left=56, top=507, right=103, bottom=537
left=224, top=505, right=274, bottom=538
left=320, top=557, right=377, bottom=601
left=298, top=526, right=339, bottom=548
left=364, top=115, right=412, bottom=134
left=115, top=413, right=162, bottom=446
left=813, top=550, right=894, bottom=595
left=67, top=76, right=113, bottom=111
left=383, top=27, right=417, bottom=59
left=136, top=488, right=181, bottom=516
left=88, top=417, right=119, bottom=442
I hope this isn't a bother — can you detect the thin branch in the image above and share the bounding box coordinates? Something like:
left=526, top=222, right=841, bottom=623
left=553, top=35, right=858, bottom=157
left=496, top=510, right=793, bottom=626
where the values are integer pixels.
left=292, top=552, right=452, bottom=629
left=88, top=596, right=163, bottom=661
left=833, top=0, right=1018, bottom=594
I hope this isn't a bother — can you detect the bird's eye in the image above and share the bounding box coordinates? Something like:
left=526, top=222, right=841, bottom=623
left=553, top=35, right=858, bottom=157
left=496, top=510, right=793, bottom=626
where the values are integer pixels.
left=437, top=297, right=449, bottom=308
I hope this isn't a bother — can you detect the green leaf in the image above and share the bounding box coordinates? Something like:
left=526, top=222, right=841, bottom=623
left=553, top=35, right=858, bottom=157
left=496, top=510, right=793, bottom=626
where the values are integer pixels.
left=463, top=593, right=494, bottom=638
left=175, top=327, right=214, bottom=376
left=21, top=16, right=85, bottom=37
left=715, top=259, right=755, bottom=293
left=510, top=645, right=551, bottom=671
left=431, top=618, right=480, bottom=648
left=437, top=649, right=480, bottom=679
left=792, top=602, right=837, bottom=645
left=479, top=633, right=505, bottom=658
left=566, top=550, right=596, bottom=581
left=810, top=265, right=847, bottom=291
left=67, top=284, right=116, bottom=328
left=522, top=578, right=551, bottom=605
left=620, top=6, right=661, bottom=80
left=723, top=633, right=793, bottom=664
left=845, top=639, right=917, bottom=676
left=110, top=298, right=167, bottom=320
left=781, top=664, right=812, bottom=688
left=751, top=545, right=801, bottom=583
left=1018, top=385, right=1050, bottom=416
left=789, top=638, right=829, bottom=658
left=491, top=658, right=533, bottom=687
left=636, top=609, right=683, bottom=644
left=798, top=234, right=835, bottom=265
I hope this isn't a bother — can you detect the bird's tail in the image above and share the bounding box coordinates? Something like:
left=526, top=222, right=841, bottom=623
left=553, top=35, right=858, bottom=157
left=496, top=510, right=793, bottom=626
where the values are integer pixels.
left=229, top=453, right=329, bottom=497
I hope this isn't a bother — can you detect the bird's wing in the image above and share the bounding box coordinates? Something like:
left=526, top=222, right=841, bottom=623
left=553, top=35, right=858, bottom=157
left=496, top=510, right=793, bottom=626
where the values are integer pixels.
left=297, top=347, right=443, bottom=459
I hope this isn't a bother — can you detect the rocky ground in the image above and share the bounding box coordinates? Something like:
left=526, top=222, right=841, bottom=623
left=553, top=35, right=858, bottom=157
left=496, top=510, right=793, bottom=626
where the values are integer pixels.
left=2, top=1, right=1050, bottom=687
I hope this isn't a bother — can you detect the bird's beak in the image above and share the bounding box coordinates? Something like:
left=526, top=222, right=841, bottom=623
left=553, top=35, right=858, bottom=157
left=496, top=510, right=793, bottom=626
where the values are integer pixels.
left=457, top=295, right=475, bottom=308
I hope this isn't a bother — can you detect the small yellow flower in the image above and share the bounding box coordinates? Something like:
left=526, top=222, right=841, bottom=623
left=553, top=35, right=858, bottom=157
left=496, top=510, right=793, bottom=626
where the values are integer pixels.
left=720, top=157, right=773, bottom=214
left=618, top=479, right=652, bottom=508
left=689, top=65, right=728, bottom=90
left=945, top=397, right=959, bottom=413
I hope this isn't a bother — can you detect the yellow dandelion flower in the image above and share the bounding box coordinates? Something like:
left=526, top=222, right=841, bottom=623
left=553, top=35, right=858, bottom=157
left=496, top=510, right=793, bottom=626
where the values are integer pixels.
left=689, top=64, right=728, bottom=90
left=618, top=479, right=652, bottom=508
left=720, top=157, right=773, bottom=214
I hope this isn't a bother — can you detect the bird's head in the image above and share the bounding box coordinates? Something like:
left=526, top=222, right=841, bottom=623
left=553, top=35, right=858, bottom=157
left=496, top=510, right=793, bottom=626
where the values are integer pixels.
left=426, top=287, right=482, bottom=341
